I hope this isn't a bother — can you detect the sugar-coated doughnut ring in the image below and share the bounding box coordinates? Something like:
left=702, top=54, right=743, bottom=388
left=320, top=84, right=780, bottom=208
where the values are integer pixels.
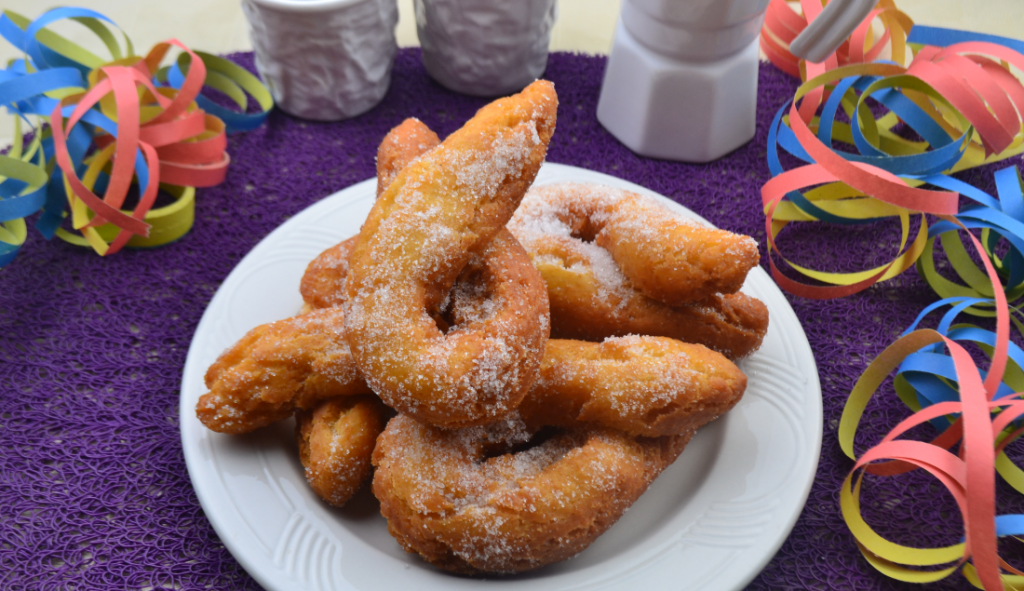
left=354, top=227, right=549, bottom=428
left=517, top=335, right=746, bottom=437
left=510, top=182, right=760, bottom=305
left=508, top=184, right=768, bottom=360
left=344, top=81, right=557, bottom=428
left=295, top=395, right=390, bottom=507
left=372, top=414, right=693, bottom=574
left=196, top=307, right=372, bottom=434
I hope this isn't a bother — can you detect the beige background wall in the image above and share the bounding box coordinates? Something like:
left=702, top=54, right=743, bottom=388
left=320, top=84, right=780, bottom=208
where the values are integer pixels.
left=1, top=0, right=1021, bottom=144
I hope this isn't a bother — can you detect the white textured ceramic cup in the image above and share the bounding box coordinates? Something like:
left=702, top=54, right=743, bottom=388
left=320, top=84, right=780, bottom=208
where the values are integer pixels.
left=414, top=0, right=557, bottom=97
left=242, top=0, right=399, bottom=121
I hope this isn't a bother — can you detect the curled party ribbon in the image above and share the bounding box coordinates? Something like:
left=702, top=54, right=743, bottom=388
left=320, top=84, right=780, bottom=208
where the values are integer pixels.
left=0, top=116, right=48, bottom=266
left=0, top=7, right=272, bottom=264
left=918, top=169, right=1024, bottom=321
left=763, top=28, right=1024, bottom=298
left=838, top=225, right=1024, bottom=590
left=760, top=4, right=1024, bottom=588
left=760, top=0, right=913, bottom=78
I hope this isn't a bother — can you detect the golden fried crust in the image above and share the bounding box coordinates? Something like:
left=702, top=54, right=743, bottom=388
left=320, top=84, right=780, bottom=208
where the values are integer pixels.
left=372, top=414, right=693, bottom=575
left=508, top=182, right=768, bottom=359
left=510, top=182, right=760, bottom=305
left=300, top=236, right=358, bottom=310
left=358, top=229, right=549, bottom=428
left=344, top=81, right=557, bottom=428
left=295, top=396, right=389, bottom=507
left=597, top=193, right=760, bottom=306
left=518, top=336, right=746, bottom=437
left=348, top=80, right=557, bottom=308
left=196, top=307, right=372, bottom=434
left=376, top=119, right=441, bottom=198
left=522, top=232, right=768, bottom=359
left=301, top=119, right=443, bottom=311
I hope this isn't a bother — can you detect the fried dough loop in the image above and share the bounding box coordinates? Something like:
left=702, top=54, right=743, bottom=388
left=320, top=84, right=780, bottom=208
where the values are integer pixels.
left=196, top=307, right=372, bottom=434
left=508, top=182, right=769, bottom=359
left=370, top=333, right=743, bottom=574
left=343, top=80, right=558, bottom=429
left=519, top=336, right=747, bottom=437
left=372, top=414, right=694, bottom=575
left=295, top=395, right=390, bottom=507
left=514, top=183, right=760, bottom=303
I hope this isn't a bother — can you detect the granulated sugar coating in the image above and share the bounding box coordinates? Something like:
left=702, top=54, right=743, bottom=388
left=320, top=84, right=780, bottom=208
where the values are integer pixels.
left=516, top=336, right=747, bottom=437
left=510, top=182, right=760, bottom=306
left=510, top=183, right=630, bottom=302
left=372, top=414, right=694, bottom=574
left=295, top=395, right=389, bottom=507
left=196, top=306, right=373, bottom=434
left=508, top=185, right=769, bottom=359
left=343, top=81, right=556, bottom=428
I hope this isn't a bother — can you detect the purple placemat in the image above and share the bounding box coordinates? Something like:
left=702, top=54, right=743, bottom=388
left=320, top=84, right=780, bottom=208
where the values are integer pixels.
left=2, top=48, right=1022, bottom=590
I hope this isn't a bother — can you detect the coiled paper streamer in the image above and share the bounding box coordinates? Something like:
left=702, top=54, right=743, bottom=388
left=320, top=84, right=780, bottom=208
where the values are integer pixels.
left=761, top=2, right=1024, bottom=588
left=0, top=7, right=272, bottom=263
left=837, top=217, right=1024, bottom=590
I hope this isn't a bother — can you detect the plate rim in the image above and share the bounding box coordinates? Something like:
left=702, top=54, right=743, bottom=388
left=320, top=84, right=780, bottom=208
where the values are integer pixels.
left=179, top=162, right=823, bottom=591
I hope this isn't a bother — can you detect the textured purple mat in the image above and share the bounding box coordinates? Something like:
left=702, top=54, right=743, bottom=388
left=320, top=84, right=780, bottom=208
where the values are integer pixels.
left=2, top=48, right=1023, bottom=590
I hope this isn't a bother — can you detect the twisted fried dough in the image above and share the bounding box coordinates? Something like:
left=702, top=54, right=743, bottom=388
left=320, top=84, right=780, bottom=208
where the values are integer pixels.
left=373, top=414, right=693, bottom=574
left=295, top=395, right=390, bottom=507
left=511, top=182, right=760, bottom=304
left=300, top=236, right=357, bottom=311
left=302, top=232, right=767, bottom=361
left=532, top=250, right=768, bottom=359
left=301, top=118, right=443, bottom=311
left=508, top=183, right=768, bottom=359
left=518, top=336, right=746, bottom=437
left=344, top=81, right=557, bottom=428
left=376, top=118, right=441, bottom=196
left=196, top=307, right=372, bottom=434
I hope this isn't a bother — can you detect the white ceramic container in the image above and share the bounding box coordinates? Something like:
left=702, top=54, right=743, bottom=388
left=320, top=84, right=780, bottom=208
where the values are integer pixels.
left=242, top=0, right=399, bottom=121
left=414, top=0, right=557, bottom=96
left=597, top=0, right=769, bottom=162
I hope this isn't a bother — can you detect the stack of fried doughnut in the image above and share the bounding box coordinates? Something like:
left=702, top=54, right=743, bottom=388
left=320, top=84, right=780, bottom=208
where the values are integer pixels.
left=195, top=81, right=768, bottom=575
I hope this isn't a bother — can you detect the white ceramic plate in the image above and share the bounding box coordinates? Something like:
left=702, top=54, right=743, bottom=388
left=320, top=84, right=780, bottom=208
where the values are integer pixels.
left=180, top=163, right=822, bottom=591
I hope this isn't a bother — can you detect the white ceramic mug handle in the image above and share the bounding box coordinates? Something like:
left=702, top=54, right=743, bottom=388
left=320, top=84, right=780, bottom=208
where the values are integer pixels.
left=788, top=0, right=877, bottom=64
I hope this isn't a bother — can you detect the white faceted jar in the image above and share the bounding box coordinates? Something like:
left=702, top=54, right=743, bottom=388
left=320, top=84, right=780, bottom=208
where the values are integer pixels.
left=597, top=0, right=770, bottom=162
left=414, top=0, right=557, bottom=96
left=242, top=0, right=399, bottom=121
